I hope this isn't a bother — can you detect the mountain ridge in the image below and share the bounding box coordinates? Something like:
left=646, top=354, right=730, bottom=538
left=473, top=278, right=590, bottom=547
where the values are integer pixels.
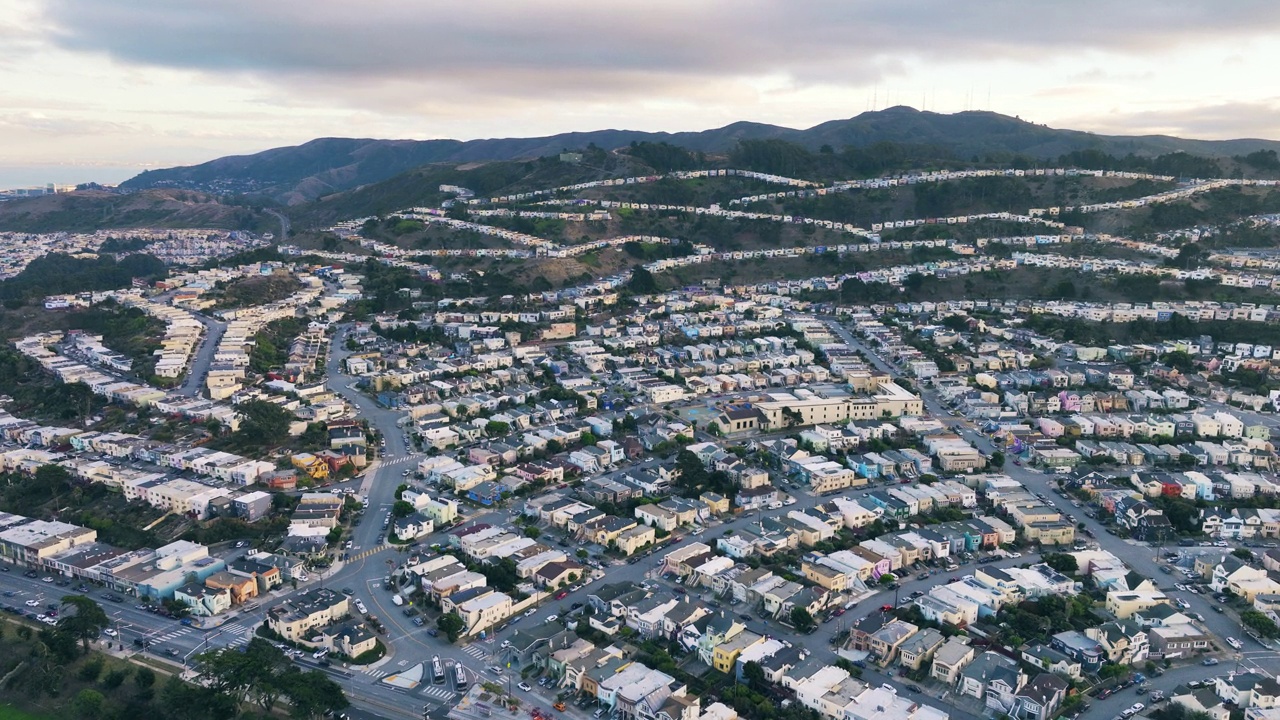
left=121, top=106, right=1280, bottom=205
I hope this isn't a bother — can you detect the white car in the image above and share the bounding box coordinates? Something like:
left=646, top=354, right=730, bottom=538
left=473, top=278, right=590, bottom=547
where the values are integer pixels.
left=24, top=600, right=38, bottom=607
left=1227, top=637, right=1243, bottom=650
left=1009, top=552, right=1022, bottom=558
left=546, top=615, right=558, bottom=623
left=354, top=600, right=368, bottom=615
left=102, top=628, right=117, bottom=637
left=518, top=682, right=532, bottom=692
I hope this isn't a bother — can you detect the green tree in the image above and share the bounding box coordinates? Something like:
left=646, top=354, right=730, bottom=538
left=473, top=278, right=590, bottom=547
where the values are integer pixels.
left=58, top=595, right=111, bottom=654
left=989, top=451, right=1006, bottom=469
left=438, top=612, right=466, bottom=643
left=1241, top=610, right=1280, bottom=638
left=790, top=607, right=817, bottom=633
left=134, top=666, right=155, bottom=690
left=282, top=669, right=350, bottom=719
left=1042, top=553, right=1079, bottom=574
left=74, top=688, right=105, bottom=719
left=392, top=500, right=415, bottom=518
left=485, top=420, right=511, bottom=436
left=879, top=573, right=897, bottom=585
left=627, top=267, right=659, bottom=294
left=235, top=400, right=294, bottom=447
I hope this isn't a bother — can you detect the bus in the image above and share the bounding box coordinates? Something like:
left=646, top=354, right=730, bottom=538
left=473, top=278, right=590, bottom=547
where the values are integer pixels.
left=432, top=655, right=445, bottom=684
left=454, top=663, right=468, bottom=691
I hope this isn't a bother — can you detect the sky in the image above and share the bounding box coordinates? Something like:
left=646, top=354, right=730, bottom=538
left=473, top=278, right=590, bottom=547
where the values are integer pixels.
left=3, top=0, right=1280, bottom=187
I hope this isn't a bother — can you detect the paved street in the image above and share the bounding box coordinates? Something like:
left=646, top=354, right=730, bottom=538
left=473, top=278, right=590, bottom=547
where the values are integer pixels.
left=178, top=314, right=228, bottom=397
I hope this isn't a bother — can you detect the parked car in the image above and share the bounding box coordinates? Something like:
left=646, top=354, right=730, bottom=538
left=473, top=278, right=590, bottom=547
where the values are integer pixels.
left=1202, top=658, right=1219, bottom=666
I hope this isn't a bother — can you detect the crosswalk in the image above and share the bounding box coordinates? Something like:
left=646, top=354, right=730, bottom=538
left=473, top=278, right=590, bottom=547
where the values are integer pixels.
left=151, top=626, right=193, bottom=643
left=462, top=645, right=489, bottom=661
left=421, top=686, right=457, bottom=701
left=378, top=455, right=422, bottom=467
left=348, top=545, right=391, bottom=562
left=217, top=622, right=253, bottom=648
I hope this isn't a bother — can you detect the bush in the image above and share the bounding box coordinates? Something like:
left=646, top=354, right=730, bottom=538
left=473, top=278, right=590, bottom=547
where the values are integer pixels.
left=101, top=668, right=130, bottom=690
left=78, top=658, right=104, bottom=682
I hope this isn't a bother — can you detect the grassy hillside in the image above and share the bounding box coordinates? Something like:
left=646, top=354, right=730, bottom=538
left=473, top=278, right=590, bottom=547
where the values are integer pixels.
left=0, top=188, right=270, bottom=233
left=120, top=106, right=1280, bottom=204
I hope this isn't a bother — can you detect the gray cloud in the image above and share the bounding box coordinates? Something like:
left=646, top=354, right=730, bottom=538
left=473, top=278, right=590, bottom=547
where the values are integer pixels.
left=39, top=1, right=1280, bottom=112
left=1065, top=100, right=1280, bottom=140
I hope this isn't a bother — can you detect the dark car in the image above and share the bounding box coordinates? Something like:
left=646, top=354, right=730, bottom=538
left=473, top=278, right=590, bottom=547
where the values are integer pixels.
left=739, top=614, right=752, bottom=621
left=906, top=685, right=922, bottom=694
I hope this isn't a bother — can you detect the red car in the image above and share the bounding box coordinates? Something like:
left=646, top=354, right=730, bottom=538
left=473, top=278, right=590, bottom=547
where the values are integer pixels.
left=554, top=591, right=568, bottom=600
left=880, top=604, right=894, bottom=612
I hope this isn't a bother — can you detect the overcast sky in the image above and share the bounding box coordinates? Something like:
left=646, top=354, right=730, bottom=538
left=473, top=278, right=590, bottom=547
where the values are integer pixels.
left=4, top=0, right=1280, bottom=184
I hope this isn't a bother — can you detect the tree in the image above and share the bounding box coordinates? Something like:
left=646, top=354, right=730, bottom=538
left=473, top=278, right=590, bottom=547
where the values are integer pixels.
left=1241, top=610, right=1280, bottom=639
left=235, top=400, right=293, bottom=447
left=989, top=451, right=1006, bottom=469
left=58, top=595, right=111, bottom=654
left=391, top=500, right=415, bottom=518
left=485, top=420, right=510, bottom=436
left=1042, top=553, right=1079, bottom=574
left=438, top=612, right=466, bottom=643
left=134, top=666, right=155, bottom=690
left=282, top=669, right=349, bottom=719
left=523, top=526, right=541, bottom=539
left=790, top=607, right=817, bottom=633
left=74, top=688, right=105, bottom=719
left=879, top=573, right=897, bottom=585
left=195, top=637, right=293, bottom=708
left=627, top=267, right=659, bottom=294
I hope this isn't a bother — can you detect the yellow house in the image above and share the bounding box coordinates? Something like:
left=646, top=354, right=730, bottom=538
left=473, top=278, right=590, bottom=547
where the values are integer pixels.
left=700, top=492, right=730, bottom=516
left=585, top=516, right=639, bottom=547
left=291, top=453, right=330, bottom=481
left=616, top=525, right=656, bottom=556
left=802, top=559, right=851, bottom=592
left=712, top=630, right=765, bottom=673
left=1023, top=520, right=1076, bottom=546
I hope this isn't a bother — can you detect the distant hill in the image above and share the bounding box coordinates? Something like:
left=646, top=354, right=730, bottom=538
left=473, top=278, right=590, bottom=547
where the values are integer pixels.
left=121, top=106, right=1280, bottom=206
left=0, top=188, right=269, bottom=233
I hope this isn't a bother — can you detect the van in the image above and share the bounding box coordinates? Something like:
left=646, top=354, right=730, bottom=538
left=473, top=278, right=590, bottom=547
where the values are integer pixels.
left=392, top=594, right=404, bottom=606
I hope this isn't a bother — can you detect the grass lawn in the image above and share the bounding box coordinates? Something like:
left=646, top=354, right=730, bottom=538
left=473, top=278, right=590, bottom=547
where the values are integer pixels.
left=0, top=705, right=55, bottom=720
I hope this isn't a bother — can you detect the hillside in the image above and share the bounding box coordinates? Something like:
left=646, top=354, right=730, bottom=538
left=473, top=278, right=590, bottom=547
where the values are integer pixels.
left=121, top=107, right=1280, bottom=205
left=0, top=188, right=270, bottom=233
